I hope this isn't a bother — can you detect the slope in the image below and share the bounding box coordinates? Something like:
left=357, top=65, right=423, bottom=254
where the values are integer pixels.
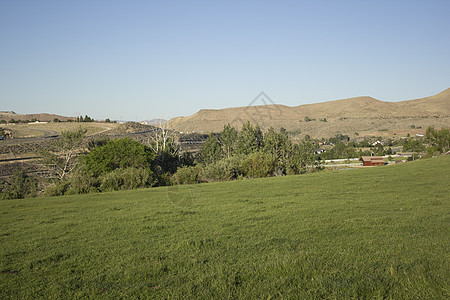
left=1, top=156, right=449, bottom=298
left=168, top=88, right=450, bottom=137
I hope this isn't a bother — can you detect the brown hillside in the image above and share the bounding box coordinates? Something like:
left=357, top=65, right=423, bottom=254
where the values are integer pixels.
left=167, top=88, right=450, bottom=138
left=0, top=112, right=75, bottom=122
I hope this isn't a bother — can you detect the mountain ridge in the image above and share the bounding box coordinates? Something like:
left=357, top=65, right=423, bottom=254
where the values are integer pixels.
left=168, top=88, right=450, bottom=137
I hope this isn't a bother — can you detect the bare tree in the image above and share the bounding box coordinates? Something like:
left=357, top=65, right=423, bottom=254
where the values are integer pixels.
left=38, top=128, right=87, bottom=180
left=147, top=119, right=179, bottom=155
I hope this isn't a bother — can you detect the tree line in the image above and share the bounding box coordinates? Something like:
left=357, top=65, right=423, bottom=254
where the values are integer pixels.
left=174, top=122, right=320, bottom=184
left=1, top=124, right=449, bottom=199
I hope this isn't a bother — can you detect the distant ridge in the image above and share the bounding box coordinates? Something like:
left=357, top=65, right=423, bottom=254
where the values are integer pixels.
left=0, top=111, right=75, bottom=122
left=167, top=88, right=450, bottom=137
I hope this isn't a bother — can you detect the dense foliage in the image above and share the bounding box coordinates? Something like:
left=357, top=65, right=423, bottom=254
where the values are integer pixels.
left=83, top=138, right=155, bottom=176
left=175, top=123, right=320, bottom=184
left=0, top=169, right=38, bottom=199
left=4, top=124, right=449, bottom=198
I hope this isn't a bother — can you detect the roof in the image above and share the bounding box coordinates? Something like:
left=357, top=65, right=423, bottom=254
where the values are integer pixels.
left=370, top=160, right=386, bottom=164
left=360, top=156, right=384, bottom=162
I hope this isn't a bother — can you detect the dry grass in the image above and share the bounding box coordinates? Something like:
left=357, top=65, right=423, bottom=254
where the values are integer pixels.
left=3, top=122, right=119, bottom=138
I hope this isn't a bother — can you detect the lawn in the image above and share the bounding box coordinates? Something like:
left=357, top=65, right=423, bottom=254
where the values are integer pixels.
left=1, top=156, right=449, bottom=298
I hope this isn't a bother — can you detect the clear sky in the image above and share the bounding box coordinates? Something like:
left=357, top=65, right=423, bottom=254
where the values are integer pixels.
left=1, top=0, right=449, bottom=121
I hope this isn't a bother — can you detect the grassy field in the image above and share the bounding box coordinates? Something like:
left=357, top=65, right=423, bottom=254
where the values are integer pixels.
left=1, top=157, right=449, bottom=298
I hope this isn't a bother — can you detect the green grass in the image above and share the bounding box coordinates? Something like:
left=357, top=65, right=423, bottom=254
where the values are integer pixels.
left=1, top=157, right=449, bottom=299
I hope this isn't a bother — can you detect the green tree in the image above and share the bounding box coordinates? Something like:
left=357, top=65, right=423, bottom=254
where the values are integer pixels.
left=200, top=133, right=223, bottom=164
left=236, top=121, right=263, bottom=155
left=321, top=142, right=357, bottom=159
left=220, top=123, right=238, bottom=158
left=263, top=127, right=292, bottom=173
left=82, top=138, right=155, bottom=177
left=402, top=138, right=425, bottom=161
left=287, top=141, right=317, bottom=174
left=426, top=126, right=450, bottom=154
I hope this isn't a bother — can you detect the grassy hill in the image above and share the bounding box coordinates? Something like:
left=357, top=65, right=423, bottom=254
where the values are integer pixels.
left=1, top=156, right=449, bottom=298
left=168, top=88, right=450, bottom=138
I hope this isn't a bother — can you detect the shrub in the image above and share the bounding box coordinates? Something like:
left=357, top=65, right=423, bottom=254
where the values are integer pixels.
left=83, top=138, right=155, bottom=177
left=172, top=165, right=203, bottom=185
left=44, top=181, right=70, bottom=197
left=66, top=170, right=100, bottom=195
left=100, top=168, right=154, bottom=191
left=87, top=135, right=110, bottom=150
left=240, top=152, right=276, bottom=178
left=201, top=156, right=243, bottom=182
left=2, top=169, right=38, bottom=199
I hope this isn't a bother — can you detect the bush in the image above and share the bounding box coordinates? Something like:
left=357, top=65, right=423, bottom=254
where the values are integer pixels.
left=201, top=155, right=245, bottom=182
left=172, top=165, right=203, bottom=185
left=87, top=135, right=110, bottom=150
left=1, top=169, right=38, bottom=199
left=240, top=152, right=276, bottom=178
left=66, top=170, right=100, bottom=195
left=83, top=138, right=155, bottom=177
left=44, top=181, right=70, bottom=197
left=99, top=168, right=154, bottom=191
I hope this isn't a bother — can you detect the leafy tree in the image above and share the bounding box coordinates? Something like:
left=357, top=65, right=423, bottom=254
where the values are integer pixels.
left=402, top=138, right=425, bottom=161
left=375, top=143, right=384, bottom=156
left=105, top=118, right=111, bottom=123
left=39, top=128, right=87, bottom=181
left=358, top=140, right=371, bottom=147
left=402, top=138, right=425, bottom=153
left=200, top=133, right=223, bottom=164
left=82, top=138, right=155, bottom=177
left=220, top=123, right=238, bottom=158
left=179, top=151, right=195, bottom=167
left=236, top=121, right=263, bottom=155
left=321, top=142, right=357, bottom=159
left=287, top=141, right=317, bottom=174
left=426, top=126, right=450, bottom=154
left=76, top=115, right=94, bottom=122
left=329, top=133, right=350, bottom=144
left=263, top=127, right=292, bottom=173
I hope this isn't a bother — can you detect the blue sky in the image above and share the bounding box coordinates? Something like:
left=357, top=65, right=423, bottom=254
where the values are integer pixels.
left=1, top=0, right=449, bottom=121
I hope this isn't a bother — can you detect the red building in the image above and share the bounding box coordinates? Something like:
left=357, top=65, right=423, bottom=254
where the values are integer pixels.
left=360, top=156, right=386, bottom=166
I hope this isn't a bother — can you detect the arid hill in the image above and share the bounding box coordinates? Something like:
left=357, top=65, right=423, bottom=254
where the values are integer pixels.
left=168, top=88, right=450, bottom=138
left=0, top=111, right=75, bottom=122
